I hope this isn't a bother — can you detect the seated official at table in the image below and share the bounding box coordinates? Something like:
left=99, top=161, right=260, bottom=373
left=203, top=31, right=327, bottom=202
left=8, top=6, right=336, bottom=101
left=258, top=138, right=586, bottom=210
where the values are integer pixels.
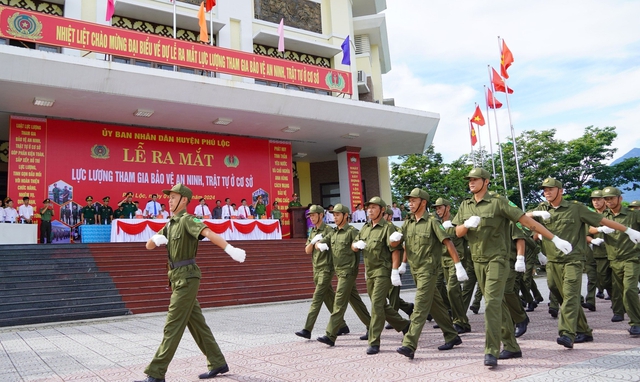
left=4, top=198, right=18, bottom=223
left=144, top=194, right=162, bottom=218
left=195, top=198, right=211, bottom=218
left=18, top=196, right=34, bottom=224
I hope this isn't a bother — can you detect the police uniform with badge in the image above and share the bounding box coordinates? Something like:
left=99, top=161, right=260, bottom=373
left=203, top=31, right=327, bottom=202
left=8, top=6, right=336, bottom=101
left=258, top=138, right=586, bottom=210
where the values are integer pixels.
left=353, top=196, right=411, bottom=355
left=295, top=205, right=348, bottom=339
left=136, top=184, right=247, bottom=382
left=99, top=196, right=114, bottom=225
left=40, top=198, right=54, bottom=243
left=81, top=196, right=96, bottom=224
left=315, top=203, right=371, bottom=346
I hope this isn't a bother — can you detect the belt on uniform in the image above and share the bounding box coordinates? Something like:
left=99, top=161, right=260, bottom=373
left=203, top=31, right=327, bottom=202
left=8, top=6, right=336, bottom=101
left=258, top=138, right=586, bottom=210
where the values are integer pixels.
left=169, top=258, right=196, bottom=269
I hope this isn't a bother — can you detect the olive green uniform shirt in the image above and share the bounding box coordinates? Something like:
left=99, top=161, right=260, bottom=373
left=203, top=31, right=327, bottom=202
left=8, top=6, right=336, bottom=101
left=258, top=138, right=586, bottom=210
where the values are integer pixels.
left=120, top=202, right=137, bottom=218
left=510, top=223, right=532, bottom=260
left=400, top=214, right=449, bottom=272
left=443, top=223, right=466, bottom=266
left=322, top=224, right=360, bottom=276
left=603, top=207, right=640, bottom=261
left=159, top=210, right=207, bottom=281
left=81, top=206, right=96, bottom=224
left=452, top=193, right=524, bottom=262
left=254, top=203, right=266, bottom=217
left=588, top=208, right=608, bottom=259
left=288, top=201, right=302, bottom=207
left=531, top=200, right=603, bottom=263
left=271, top=209, right=282, bottom=220
left=306, top=223, right=334, bottom=272
left=355, top=219, right=400, bottom=278
left=99, top=205, right=113, bottom=224
left=40, top=208, right=54, bottom=222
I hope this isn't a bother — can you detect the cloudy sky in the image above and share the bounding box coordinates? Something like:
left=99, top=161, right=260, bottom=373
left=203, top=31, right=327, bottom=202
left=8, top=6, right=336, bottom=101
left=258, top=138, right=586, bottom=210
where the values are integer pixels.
left=381, top=0, right=640, bottom=163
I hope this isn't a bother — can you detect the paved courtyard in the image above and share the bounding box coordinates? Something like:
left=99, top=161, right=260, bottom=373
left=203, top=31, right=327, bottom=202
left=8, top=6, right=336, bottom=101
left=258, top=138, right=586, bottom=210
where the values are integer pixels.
left=1, top=276, right=639, bottom=381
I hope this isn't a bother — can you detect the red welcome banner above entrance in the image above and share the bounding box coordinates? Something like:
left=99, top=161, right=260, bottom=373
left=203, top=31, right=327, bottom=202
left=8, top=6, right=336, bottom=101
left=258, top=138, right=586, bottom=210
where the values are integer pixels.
left=0, top=5, right=352, bottom=94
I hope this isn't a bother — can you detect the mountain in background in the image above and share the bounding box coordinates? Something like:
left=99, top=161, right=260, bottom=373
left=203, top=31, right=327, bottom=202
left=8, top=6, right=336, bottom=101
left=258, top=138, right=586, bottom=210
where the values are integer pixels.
left=612, top=148, right=640, bottom=202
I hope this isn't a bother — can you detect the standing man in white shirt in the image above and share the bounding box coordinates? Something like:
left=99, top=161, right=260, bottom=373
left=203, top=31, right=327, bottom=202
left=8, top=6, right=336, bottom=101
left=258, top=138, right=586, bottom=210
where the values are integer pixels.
left=18, top=196, right=34, bottom=224
left=238, top=199, right=251, bottom=219
left=391, top=202, right=402, bottom=221
left=5, top=198, right=18, bottom=223
left=352, top=204, right=366, bottom=223
left=160, top=204, right=170, bottom=219
left=221, top=198, right=233, bottom=219
left=194, top=198, right=211, bottom=218
left=145, top=194, right=162, bottom=218
left=0, top=198, right=5, bottom=223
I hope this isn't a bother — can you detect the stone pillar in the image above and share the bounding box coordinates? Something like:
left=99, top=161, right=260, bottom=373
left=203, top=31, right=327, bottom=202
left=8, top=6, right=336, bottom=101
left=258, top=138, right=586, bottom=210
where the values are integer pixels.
left=335, top=146, right=362, bottom=211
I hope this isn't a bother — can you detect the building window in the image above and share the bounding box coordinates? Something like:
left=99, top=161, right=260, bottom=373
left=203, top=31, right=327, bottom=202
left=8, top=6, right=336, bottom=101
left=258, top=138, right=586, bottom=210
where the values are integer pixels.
left=320, top=181, right=366, bottom=208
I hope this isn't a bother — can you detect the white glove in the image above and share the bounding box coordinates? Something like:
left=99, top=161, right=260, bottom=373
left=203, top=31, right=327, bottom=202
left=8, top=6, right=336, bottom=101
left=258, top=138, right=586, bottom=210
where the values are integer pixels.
left=454, top=262, right=469, bottom=282
left=625, top=228, right=640, bottom=244
left=391, top=269, right=402, bottom=286
left=515, top=255, right=526, bottom=272
left=537, top=234, right=543, bottom=241
left=389, top=231, right=403, bottom=242
left=317, top=242, right=329, bottom=252
left=224, top=244, right=246, bottom=263
left=353, top=240, right=366, bottom=250
left=442, top=220, right=454, bottom=229
left=310, top=233, right=323, bottom=244
left=532, top=211, right=551, bottom=220
left=591, top=238, right=605, bottom=246
left=151, top=234, right=168, bottom=246
left=463, top=216, right=481, bottom=228
left=597, top=226, right=615, bottom=234
left=398, top=262, right=407, bottom=274
left=551, top=235, right=573, bottom=255
left=537, top=252, right=547, bottom=265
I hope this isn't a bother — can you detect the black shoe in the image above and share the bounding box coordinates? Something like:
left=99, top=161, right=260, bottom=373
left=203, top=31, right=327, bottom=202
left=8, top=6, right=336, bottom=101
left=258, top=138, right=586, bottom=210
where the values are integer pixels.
left=612, top=314, right=624, bottom=322
left=453, top=324, right=470, bottom=334
left=484, top=354, right=498, bottom=367
left=629, top=326, right=640, bottom=335
left=556, top=335, right=573, bottom=349
left=337, top=326, right=350, bottom=336
left=366, top=345, right=380, bottom=355
left=405, top=303, right=414, bottom=317
left=549, top=308, right=558, bottom=318
left=596, top=291, right=604, bottom=299
left=574, top=333, right=593, bottom=343
left=402, top=322, right=410, bottom=335
left=470, top=306, right=479, bottom=314
left=535, top=296, right=544, bottom=303
left=427, top=313, right=433, bottom=322
left=385, top=323, right=393, bottom=330
left=581, top=302, right=596, bottom=311
left=134, top=377, right=165, bottom=382
left=396, top=346, right=415, bottom=359
left=525, top=302, right=537, bottom=312
left=295, top=329, right=311, bottom=339
left=317, top=335, right=335, bottom=346
left=515, top=316, right=529, bottom=338
left=498, top=349, right=522, bottom=359
left=437, top=336, right=462, bottom=351
left=199, top=364, right=229, bottom=379
left=433, top=324, right=440, bottom=329
left=359, top=330, right=369, bottom=341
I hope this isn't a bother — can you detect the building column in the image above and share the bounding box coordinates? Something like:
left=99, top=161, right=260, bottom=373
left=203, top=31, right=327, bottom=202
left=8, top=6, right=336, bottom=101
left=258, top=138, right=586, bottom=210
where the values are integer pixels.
left=335, top=146, right=362, bottom=211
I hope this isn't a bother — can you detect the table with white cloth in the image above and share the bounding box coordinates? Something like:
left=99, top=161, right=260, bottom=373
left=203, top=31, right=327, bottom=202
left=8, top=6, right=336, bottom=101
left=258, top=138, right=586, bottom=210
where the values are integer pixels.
left=110, top=218, right=282, bottom=242
left=0, top=223, right=38, bottom=244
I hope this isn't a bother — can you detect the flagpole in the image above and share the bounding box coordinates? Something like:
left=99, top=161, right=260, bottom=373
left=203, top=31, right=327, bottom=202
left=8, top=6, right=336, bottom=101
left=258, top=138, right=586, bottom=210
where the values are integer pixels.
left=468, top=118, right=476, bottom=167
left=487, top=65, right=508, bottom=192
left=498, top=36, right=525, bottom=210
left=482, top=86, right=497, bottom=178
left=474, top=102, right=484, bottom=167
left=172, top=0, right=177, bottom=71
left=209, top=8, right=213, bottom=46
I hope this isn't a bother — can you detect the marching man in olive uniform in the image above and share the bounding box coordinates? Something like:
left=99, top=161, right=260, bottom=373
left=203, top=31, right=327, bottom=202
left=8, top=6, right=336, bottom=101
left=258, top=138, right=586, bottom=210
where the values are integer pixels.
left=394, top=189, right=467, bottom=360
left=453, top=168, right=573, bottom=367
left=81, top=196, right=96, bottom=225
left=135, top=184, right=247, bottom=382
left=351, top=197, right=411, bottom=355
left=315, top=203, right=371, bottom=346
left=295, top=205, right=349, bottom=339
left=527, top=178, right=640, bottom=349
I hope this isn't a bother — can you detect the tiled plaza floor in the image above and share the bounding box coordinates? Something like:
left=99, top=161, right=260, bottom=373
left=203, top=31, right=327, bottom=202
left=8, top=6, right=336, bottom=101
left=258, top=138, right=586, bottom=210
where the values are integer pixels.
left=1, top=275, right=638, bottom=381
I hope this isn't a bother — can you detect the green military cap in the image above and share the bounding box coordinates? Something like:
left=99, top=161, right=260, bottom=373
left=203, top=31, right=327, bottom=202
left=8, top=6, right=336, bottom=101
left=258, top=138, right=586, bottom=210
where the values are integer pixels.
left=85, top=196, right=93, bottom=201
left=43, top=198, right=50, bottom=203
left=102, top=196, right=110, bottom=202
left=307, top=205, right=324, bottom=214
left=385, top=207, right=393, bottom=216
left=432, top=197, right=450, bottom=207
left=629, top=200, right=640, bottom=207
left=590, top=190, right=603, bottom=198
left=465, top=167, right=491, bottom=180
left=125, top=191, right=133, bottom=197
left=364, top=196, right=386, bottom=208
left=602, top=186, right=622, bottom=197
left=539, top=177, right=562, bottom=189
left=163, top=183, right=193, bottom=201
left=404, top=187, right=430, bottom=201
left=330, top=203, right=349, bottom=214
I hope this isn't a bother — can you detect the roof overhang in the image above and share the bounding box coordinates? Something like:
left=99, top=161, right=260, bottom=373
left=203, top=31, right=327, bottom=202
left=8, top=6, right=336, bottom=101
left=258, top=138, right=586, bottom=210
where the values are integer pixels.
left=352, top=0, right=387, bottom=18
left=353, top=13, right=391, bottom=74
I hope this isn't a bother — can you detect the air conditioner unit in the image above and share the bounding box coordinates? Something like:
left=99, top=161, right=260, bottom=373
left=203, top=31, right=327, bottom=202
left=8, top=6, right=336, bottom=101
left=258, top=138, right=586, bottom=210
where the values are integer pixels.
left=357, top=70, right=369, bottom=93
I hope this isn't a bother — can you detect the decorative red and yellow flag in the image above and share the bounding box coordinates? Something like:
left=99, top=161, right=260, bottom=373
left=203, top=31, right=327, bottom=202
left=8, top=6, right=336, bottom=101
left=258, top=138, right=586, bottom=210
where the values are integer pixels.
left=470, top=122, right=478, bottom=146
left=486, top=88, right=503, bottom=109
left=198, top=2, right=208, bottom=43
left=471, top=105, right=485, bottom=126
left=500, top=40, right=514, bottom=79
left=491, top=67, right=513, bottom=94
left=205, top=0, right=216, bottom=12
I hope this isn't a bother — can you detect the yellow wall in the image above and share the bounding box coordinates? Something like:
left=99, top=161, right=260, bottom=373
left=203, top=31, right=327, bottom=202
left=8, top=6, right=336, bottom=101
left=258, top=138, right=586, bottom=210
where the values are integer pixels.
left=377, top=157, right=392, bottom=204
left=296, top=162, right=312, bottom=205
left=369, top=45, right=384, bottom=102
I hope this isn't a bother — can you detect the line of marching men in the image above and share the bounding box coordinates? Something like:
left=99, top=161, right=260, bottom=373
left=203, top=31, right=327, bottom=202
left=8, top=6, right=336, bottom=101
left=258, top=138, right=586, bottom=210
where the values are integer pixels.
left=293, top=167, right=640, bottom=367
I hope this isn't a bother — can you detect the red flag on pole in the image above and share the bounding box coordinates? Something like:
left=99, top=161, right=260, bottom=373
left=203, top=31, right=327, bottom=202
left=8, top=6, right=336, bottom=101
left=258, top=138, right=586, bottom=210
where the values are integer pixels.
left=470, top=121, right=478, bottom=146
left=500, top=40, right=514, bottom=79
left=491, top=67, right=514, bottom=94
left=486, top=88, right=503, bottom=109
left=205, top=0, right=215, bottom=12
left=198, top=2, right=208, bottom=43
left=471, top=105, right=485, bottom=126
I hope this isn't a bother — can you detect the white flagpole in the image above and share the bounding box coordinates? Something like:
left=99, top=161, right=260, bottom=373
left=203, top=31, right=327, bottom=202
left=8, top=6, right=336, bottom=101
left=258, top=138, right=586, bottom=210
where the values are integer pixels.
left=474, top=103, right=484, bottom=167
left=172, top=0, right=176, bottom=39
left=209, top=6, right=213, bottom=46
left=498, top=36, right=525, bottom=210
left=483, top=86, right=497, bottom=178
left=469, top=119, right=476, bottom=167
left=487, top=65, right=508, bottom=192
